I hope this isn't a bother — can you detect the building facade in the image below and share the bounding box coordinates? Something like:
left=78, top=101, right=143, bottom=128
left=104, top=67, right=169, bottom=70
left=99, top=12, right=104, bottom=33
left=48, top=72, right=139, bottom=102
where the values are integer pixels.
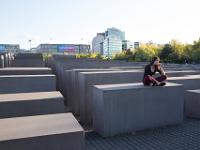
left=0, top=44, right=20, bottom=53
left=105, top=27, right=125, bottom=41
left=36, top=44, right=90, bottom=54
left=134, top=42, right=140, bottom=49
left=122, top=40, right=133, bottom=51
left=92, top=33, right=105, bottom=55
left=103, top=36, right=122, bottom=57
left=92, top=27, right=125, bottom=57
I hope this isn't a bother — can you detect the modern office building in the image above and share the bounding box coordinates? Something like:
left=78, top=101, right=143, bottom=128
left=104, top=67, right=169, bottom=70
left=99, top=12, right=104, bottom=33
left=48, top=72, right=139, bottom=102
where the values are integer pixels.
left=134, top=42, right=140, bottom=49
left=105, top=27, right=125, bottom=41
left=92, top=27, right=125, bottom=57
left=92, top=33, right=105, bottom=55
left=0, top=44, right=20, bottom=53
left=36, top=44, right=90, bottom=54
left=104, top=28, right=125, bottom=57
left=122, top=40, right=133, bottom=51
left=103, top=36, right=122, bottom=57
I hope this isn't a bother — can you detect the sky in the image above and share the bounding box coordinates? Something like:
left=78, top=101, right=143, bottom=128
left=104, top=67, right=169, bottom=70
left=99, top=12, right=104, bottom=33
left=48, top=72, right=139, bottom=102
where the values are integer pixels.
left=0, top=0, right=200, bottom=49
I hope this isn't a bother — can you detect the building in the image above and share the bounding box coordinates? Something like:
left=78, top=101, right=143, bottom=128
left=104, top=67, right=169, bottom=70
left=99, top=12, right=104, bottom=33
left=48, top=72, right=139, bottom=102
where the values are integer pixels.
left=104, top=28, right=125, bottom=57
left=134, top=42, right=140, bottom=49
left=103, top=37, right=122, bottom=57
left=92, top=33, right=105, bottom=55
left=122, top=40, right=133, bottom=51
left=92, top=27, right=125, bottom=57
left=36, top=44, right=90, bottom=54
left=105, top=27, right=125, bottom=41
left=0, top=44, right=20, bottom=53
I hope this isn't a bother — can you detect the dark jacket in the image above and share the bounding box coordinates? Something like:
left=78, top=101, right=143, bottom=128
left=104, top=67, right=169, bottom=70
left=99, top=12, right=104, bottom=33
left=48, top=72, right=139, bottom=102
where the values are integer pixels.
left=143, top=64, right=162, bottom=78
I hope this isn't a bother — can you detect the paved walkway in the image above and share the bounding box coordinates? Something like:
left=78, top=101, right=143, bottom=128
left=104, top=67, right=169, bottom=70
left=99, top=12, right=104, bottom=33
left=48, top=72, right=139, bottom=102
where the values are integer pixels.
left=86, top=119, right=200, bottom=150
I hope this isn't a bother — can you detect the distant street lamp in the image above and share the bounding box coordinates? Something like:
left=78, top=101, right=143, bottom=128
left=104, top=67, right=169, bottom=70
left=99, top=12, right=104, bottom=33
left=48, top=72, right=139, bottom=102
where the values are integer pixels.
left=28, top=40, right=32, bottom=51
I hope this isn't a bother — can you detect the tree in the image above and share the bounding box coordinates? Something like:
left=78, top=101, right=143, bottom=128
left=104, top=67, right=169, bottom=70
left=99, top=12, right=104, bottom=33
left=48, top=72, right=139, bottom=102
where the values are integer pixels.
left=169, top=40, right=185, bottom=62
left=134, top=43, right=161, bottom=61
left=191, top=38, right=200, bottom=63
left=159, top=44, right=173, bottom=62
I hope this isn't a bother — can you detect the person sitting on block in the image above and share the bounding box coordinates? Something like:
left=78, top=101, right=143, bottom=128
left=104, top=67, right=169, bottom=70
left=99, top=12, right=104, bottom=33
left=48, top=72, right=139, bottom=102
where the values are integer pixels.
left=143, top=56, right=167, bottom=86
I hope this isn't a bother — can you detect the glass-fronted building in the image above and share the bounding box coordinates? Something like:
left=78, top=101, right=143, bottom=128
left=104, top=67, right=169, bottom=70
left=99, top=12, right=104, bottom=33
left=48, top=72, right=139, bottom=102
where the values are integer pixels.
left=92, top=27, right=125, bottom=57
left=103, top=36, right=122, bottom=57
left=105, top=27, right=125, bottom=41
left=104, top=28, right=125, bottom=57
left=122, top=40, right=133, bottom=51
left=92, top=33, right=105, bottom=55
left=0, top=44, right=20, bottom=53
left=36, top=44, right=90, bottom=54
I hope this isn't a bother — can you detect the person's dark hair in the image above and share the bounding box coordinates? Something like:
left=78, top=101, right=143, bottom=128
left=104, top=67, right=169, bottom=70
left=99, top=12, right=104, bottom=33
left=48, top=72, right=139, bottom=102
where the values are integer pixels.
left=150, top=56, right=160, bottom=65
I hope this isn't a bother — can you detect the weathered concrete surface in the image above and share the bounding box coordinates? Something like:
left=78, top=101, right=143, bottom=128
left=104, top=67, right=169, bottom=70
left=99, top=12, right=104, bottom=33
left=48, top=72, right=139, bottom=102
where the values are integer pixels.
left=185, top=89, right=200, bottom=118
left=0, top=75, right=56, bottom=94
left=0, top=67, right=52, bottom=75
left=11, top=59, right=45, bottom=67
left=13, top=53, right=43, bottom=59
left=11, top=53, right=45, bottom=67
left=0, top=91, right=65, bottom=118
left=0, top=54, right=4, bottom=68
left=0, top=52, right=10, bottom=68
left=0, top=113, right=85, bottom=150
left=78, top=70, right=146, bottom=125
left=64, top=68, right=120, bottom=114
left=166, top=70, right=200, bottom=77
left=168, top=75, right=200, bottom=90
left=93, top=82, right=184, bottom=137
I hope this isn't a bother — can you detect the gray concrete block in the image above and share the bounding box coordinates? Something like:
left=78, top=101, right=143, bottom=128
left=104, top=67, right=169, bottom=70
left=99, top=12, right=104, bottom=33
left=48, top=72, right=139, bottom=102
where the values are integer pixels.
left=168, top=75, right=200, bottom=90
left=78, top=70, right=145, bottom=125
left=11, top=59, right=45, bottom=67
left=93, top=82, right=184, bottom=137
left=0, top=113, right=85, bottom=150
left=166, top=70, right=200, bottom=77
left=66, top=69, right=120, bottom=115
left=185, top=89, right=200, bottom=118
left=0, top=54, right=4, bottom=68
left=11, top=53, right=45, bottom=67
left=0, top=53, right=9, bottom=68
left=14, top=53, right=43, bottom=59
left=0, top=67, right=52, bottom=75
left=0, top=75, right=56, bottom=94
left=0, top=91, right=65, bottom=118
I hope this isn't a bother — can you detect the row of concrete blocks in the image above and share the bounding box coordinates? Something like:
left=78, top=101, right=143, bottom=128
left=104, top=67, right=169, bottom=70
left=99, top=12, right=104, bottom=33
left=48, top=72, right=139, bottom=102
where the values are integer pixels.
left=63, top=69, right=200, bottom=137
left=0, top=52, right=12, bottom=68
left=67, top=70, right=200, bottom=125
left=50, top=56, right=149, bottom=93
left=50, top=54, right=197, bottom=93
left=0, top=91, right=84, bottom=150
left=63, top=69, right=200, bottom=116
left=0, top=68, right=85, bottom=150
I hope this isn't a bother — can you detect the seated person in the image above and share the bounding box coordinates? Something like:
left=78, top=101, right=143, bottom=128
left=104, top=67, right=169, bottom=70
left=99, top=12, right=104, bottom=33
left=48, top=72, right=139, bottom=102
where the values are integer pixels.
left=143, top=56, right=167, bottom=86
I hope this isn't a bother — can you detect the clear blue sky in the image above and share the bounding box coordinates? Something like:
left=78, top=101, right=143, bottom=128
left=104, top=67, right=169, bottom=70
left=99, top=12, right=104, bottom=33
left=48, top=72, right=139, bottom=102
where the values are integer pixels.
left=0, top=0, right=199, bottom=49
